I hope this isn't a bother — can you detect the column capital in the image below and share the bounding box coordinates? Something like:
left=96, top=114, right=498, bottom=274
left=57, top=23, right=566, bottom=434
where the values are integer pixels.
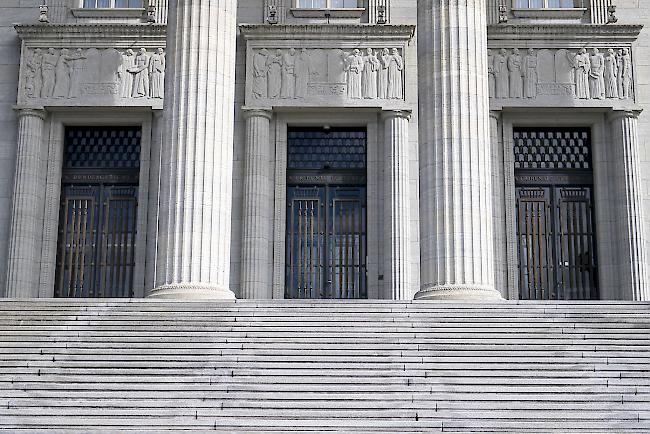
left=382, top=109, right=412, bottom=121
left=607, top=109, right=642, bottom=122
left=489, top=110, right=502, bottom=121
left=243, top=108, right=273, bottom=121
left=14, top=107, right=46, bottom=120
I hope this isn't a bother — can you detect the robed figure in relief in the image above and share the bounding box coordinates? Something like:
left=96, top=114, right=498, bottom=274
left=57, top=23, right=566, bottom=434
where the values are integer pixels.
left=267, top=49, right=282, bottom=99
left=387, top=48, right=403, bottom=99
left=589, top=48, right=605, bottom=100
left=149, top=48, right=166, bottom=99
left=493, top=49, right=509, bottom=99
left=604, top=48, right=618, bottom=99
left=294, top=48, right=311, bottom=99
left=508, top=48, right=523, bottom=98
left=345, top=49, right=364, bottom=99
left=378, top=48, right=390, bottom=99
left=571, top=48, right=591, bottom=99
left=362, top=48, right=380, bottom=99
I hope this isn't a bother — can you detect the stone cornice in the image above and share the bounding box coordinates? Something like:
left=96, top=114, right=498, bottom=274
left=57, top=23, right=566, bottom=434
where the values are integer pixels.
left=15, top=23, right=167, bottom=41
left=488, top=24, right=643, bottom=43
left=240, top=24, right=415, bottom=41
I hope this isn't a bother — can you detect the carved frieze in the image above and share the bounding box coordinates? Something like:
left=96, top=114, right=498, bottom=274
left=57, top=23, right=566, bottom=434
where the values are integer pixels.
left=241, top=24, right=414, bottom=109
left=488, top=47, right=634, bottom=102
left=487, top=24, right=642, bottom=108
left=251, top=47, right=404, bottom=102
left=21, top=46, right=165, bottom=104
left=15, top=24, right=167, bottom=108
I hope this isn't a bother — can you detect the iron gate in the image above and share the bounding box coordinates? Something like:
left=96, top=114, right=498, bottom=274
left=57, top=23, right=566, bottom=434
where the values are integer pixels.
left=285, top=127, right=367, bottom=299
left=513, top=127, right=598, bottom=300
left=286, top=185, right=367, bottom=299
left=54, top=126, right=141, bottom=298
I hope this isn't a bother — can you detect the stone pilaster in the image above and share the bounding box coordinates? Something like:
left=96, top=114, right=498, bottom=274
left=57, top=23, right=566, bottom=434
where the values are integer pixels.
left=240, top=109, right=274, bottom=299
left=6, top=109, right=46, bottom=298
left=608, top=111, right=649, bottom=301
left=486, top=0, right=501, bottom=24
left=145, top=110, right=164, bottom=293
left=416, top=0, right=501, bottom=300
left=151, top=0, right=169, bottom=23
left=48, top=0, right=69, bottom=23
left=490, top=111, right=508, bottom=298
left=150, top=0, right=238, bottom=300
left=383, top=110, right=412, bottom=300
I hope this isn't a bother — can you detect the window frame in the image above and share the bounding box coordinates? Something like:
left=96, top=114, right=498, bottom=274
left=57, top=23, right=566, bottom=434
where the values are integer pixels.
left=511, top=0, right=588, bottom=20
left=294, top=0, right=362, bottom=9
left=81, top=0, right=144, bottom=8
left=290, top=0, right=365, bottom=18
left=512, top=0, right=586, bottom=8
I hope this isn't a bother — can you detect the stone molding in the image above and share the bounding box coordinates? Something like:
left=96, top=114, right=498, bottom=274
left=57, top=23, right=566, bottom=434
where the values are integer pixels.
left=15, top=23, right=167, bottom=40
left=381, top=109, right=411, bottom=121
left=240, top=24, right=415, bottom=41
left=242, top=108, right=273, bottom=121
left=488, top=24, right=642, bottom=43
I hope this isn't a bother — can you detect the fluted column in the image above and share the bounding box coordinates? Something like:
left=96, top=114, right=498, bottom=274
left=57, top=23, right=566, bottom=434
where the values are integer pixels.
left=416, top=0, right=501, bottom=300
left=240, top=109, right=274, bottom=299
left=150, top=0, right=238, bottom=299
left=608, top=111, right=649, bottom=301
left=6, top=109, right=46, bottom=298
left=383, top=110, right=412, bottom=299
left=150, top=0, right=169, bottom=23
left=47, top=0, right=69, bottom=23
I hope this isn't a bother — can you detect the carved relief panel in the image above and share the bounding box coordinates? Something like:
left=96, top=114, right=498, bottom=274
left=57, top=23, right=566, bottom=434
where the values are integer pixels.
left=487, top=25, right=642, bottom=109
left=16, top=24, right=167, bottom=109
left=241, top=24, right=413, bottom=108
left=488, top=47, right=634, bottom=104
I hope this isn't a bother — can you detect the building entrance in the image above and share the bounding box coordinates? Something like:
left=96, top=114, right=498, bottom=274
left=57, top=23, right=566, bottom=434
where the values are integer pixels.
left=285, top=128, right=367, bottom=299
left=55, top=127, right=141, bottom=298
left=513, top=128, right=599, bottom=300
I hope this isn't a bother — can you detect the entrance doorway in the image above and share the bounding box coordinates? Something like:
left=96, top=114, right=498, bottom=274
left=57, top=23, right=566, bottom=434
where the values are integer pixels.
left=285, top=128, right=367, bottom=299
left=514, top=128, right=598, bottom=300
left=55, top=127, right=141, bottom=298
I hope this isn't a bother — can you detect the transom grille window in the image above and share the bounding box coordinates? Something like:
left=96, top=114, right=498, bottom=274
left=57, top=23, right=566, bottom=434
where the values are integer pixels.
left=296, top=0, right=360, bottom=8
left=513, top=129, right=591, bottom=170
left=514, top=0, right=584, bottom=8
left=288, top=129, right=366, bottom=170
left=82, top=0, right=143, bottom=8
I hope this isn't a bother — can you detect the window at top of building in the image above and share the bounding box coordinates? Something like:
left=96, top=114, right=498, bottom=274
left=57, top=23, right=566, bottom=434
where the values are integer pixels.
left=295, top=0, right=361, bottom=8
left=82, top=0, right=143, bottom=8
left=514, top=0, right=584, bottom=8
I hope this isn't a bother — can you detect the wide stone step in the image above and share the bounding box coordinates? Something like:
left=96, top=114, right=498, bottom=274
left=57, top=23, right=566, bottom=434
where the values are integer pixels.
left=0, top=300, right=648, bottom=432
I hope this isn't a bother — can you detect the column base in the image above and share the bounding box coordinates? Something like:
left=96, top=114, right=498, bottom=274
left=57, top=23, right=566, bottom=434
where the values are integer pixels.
left=148, top=283, right=237, bottom=300
left=414, top=284, right=504, bottom=301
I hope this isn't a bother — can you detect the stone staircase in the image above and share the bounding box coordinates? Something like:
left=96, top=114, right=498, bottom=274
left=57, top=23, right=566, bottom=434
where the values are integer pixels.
left=0, top=300, right=648, bottom=433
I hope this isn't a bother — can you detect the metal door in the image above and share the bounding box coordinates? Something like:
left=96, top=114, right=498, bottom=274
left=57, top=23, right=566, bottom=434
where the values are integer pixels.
left=286, top=185, right=367, bottom=299
left=55, top=184, right=138, bottom=298
left=516, top=185, right=598, bottom=300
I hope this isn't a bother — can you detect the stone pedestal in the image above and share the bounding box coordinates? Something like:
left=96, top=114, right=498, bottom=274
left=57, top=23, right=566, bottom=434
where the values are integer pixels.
left=150, top=0, right=238, bottom=300
left=416, top=0, right=501, bottom=301
left=383, top=110, right=412, bottom=300
left=240, top=109, right=274, bottom=299
left=5, top=109, right=46, bottom=298
left=608, top=111, right=649, bottom=301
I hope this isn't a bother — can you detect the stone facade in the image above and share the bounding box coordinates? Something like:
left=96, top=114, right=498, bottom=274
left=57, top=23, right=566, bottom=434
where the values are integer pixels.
left=0, top=0, right=649, bottom=301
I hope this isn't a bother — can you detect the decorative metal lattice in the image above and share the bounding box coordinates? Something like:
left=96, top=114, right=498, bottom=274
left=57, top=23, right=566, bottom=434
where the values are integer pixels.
left=64, top=127, right=142, bottom=171
left=288, top=128, right=366, bottom=171
left=513, top=128, right=592, bottom=170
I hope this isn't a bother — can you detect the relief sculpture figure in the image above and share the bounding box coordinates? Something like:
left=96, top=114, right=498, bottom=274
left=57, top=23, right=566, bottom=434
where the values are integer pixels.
left=487, top=49, right=495, bottom=98
left=589, top=48, right=605, bottom=100
left=267, top=49, right=282, bottom=99
left=53, top=48, right=73, bottom=98
left=494, top=49, right=509, bottom=98
left=508, top=48, right=523, bottom=98
left=620, top=48, right=632, bottom=99
left=281, top=48, right=296, bottom=99
left=387, top=48, right=403, bottom=99
left=362, top=48, right=380, bottom=99
left=119, top=49, right=135, bottom=98
left=345, top=49, right=364, bottom=99
left=604, top=48, right=618, bottom=99
left=41, top=48, right=58, bottom=98
left=294, top=48, right=311, bottom=99
left=67, top=48, right=87, bottom=99
left=252, top=48, right=269, bottom=99
left=570, top=48, right=591, bottom=99
left=378, top=48, right=390, bottom=99
left=522, top=49, right=537, bottom=99
left=149, top=48, right=166, bottom=99
left=129, top=48, right=150, bottom=98
left=25, top=49, right=43, bottom=98
left=616, top=49, right=625, bottom=99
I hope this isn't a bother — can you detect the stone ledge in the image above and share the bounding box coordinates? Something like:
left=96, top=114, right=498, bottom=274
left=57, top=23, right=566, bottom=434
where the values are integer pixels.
left=488, top=23, right=643, bottom=43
